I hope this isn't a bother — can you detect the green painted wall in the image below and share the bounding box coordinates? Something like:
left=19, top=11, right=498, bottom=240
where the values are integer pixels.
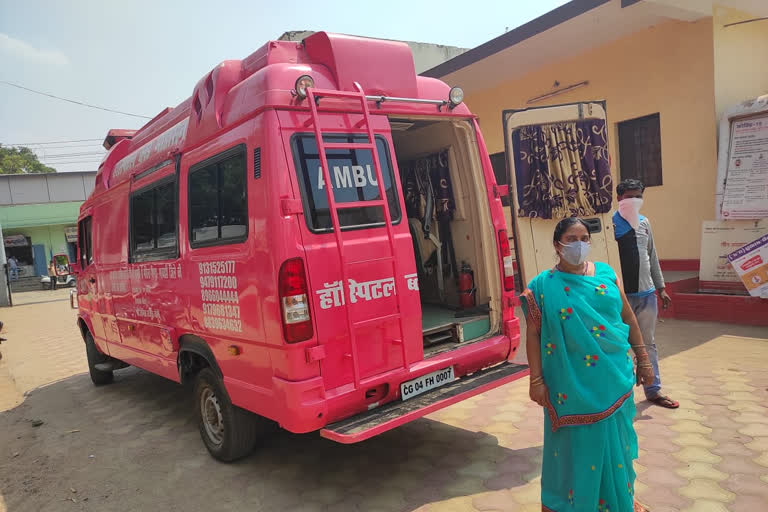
left=0, top=202, right=82, bottom=267
left=0, top=202, right=82, bottom=229
left=4, top=225, right=72, bottom=258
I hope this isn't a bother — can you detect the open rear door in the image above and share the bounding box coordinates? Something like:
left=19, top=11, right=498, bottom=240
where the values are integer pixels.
left=502, top=101, right=621, bottom=286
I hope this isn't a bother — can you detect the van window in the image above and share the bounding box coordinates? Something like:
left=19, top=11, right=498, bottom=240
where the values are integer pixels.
left=189, top=147, right=248, bottom=247
left=130, top=178, right=178, bottom=262
left=78, top=217, right=93, bottom=267
left=291, top=134, right=401, bottom=232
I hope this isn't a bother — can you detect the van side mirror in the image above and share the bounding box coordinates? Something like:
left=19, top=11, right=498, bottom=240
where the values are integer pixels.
left=53, top=254, right=71, bottom=276
left=70, top=262, right=82, bottom=274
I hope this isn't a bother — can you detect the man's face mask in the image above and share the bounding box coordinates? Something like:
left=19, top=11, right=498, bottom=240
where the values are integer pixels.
left=618, top=197, right=643, bottom=230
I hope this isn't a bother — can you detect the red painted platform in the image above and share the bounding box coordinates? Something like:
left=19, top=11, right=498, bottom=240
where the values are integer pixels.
left=660, top=276, right=768, bottom=326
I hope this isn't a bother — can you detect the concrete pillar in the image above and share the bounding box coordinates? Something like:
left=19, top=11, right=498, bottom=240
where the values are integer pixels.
left=0, top=223, right=10, bottom=307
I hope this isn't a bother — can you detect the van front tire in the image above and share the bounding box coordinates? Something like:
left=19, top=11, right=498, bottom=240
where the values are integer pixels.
left=194, top=368, right=259, bottom=462
left=84, top=332, right=114, bottom=386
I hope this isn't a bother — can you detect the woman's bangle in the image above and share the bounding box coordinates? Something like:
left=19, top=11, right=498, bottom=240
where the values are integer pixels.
left=530, top=375, right=545, bottom=386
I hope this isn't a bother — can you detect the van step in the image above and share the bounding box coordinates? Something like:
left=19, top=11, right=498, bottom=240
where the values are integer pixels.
left=423, top=331, right=454, bottom=346
left=320, top=361, right=529, bottom=443
left=93, top=360, right=129, bottom=372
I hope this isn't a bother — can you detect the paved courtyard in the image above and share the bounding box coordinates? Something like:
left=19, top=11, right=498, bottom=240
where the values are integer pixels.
left=0, top=290, right=767, bottom=511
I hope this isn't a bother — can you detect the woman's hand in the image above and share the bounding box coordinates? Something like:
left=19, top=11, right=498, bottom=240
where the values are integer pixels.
left=636, top=364, right=655, bottom=387
left=529, top=381, right=549, bottom=407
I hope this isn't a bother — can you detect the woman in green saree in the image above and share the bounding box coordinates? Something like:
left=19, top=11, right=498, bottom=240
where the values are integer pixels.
left=521, top=218, right=654, bottom=512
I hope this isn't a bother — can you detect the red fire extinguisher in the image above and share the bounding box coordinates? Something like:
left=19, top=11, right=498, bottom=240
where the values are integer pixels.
left=458, top=262, right=475, bottom=309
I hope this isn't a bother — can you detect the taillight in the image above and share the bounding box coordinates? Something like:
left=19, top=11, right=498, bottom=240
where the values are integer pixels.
left=498, top=230, right=515, bottom=291
left=278, top=258, right=313, bottom=343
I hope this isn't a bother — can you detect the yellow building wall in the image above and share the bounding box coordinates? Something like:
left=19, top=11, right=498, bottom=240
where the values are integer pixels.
left=460, top=18, right=717, bottom=260
left=713, top=6, right=768, bottom=122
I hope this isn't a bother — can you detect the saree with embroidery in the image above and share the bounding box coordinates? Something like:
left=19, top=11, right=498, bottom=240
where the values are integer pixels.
left=522, top=262, right=641, bottom=512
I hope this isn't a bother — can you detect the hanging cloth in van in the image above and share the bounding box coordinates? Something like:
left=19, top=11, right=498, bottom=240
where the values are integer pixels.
left=512, top=120, right=613, bottom=219
left=403, top=149, right=458, bottom=277
left=404, top=149, right=455, bottom=221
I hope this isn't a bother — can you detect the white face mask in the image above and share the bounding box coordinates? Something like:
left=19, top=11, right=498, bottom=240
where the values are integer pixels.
left=558, top=241, right=591, bottom=266
left=618, top=197, right=643, bottom=230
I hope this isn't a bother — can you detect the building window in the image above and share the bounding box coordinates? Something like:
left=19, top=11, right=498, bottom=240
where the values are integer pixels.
left=78, top=217, right=93, bottom=267
left=189, top=145, right=248, bottom=247
left=130, top=177, right=178, bottom=262
left=618, top=113, right=663, bottom=187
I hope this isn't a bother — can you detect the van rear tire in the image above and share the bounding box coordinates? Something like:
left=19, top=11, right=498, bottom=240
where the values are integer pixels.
left=84, top=332, right=114, bottom=386
left=194, top=368, right=259, bottom=462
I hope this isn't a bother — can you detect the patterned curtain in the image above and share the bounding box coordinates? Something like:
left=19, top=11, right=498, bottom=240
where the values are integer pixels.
left=403, top=149, right=458, bottom=277
left=512, top=120, right=613, bottom=219
left=403, top=149, right=455, bottom=222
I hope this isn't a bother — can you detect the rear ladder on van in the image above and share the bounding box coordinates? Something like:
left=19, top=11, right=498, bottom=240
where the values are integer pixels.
left=306, top=84, right=530, bottom=444
left=306, top=82, right=407, bottom=388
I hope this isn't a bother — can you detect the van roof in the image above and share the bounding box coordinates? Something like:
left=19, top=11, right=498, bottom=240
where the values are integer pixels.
left=94, top=31, right=470, bottom=195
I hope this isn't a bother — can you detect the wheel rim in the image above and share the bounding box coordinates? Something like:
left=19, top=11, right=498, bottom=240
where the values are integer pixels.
left=200, top=387, right=224, bottom=446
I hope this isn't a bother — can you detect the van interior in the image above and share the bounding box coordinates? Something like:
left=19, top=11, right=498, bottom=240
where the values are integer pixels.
left=388, top=117, right=498, bottom=353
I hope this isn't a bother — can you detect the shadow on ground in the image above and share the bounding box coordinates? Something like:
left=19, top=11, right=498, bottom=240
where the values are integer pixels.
left=654, top=318, right=767, bottom=359
left=0, top=368, right=541, bottom=512
left=513, top=311, right=768, bottom=365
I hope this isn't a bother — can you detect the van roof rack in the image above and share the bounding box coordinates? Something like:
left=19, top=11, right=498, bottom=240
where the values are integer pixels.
left=313, top=92, right=448, bottom=111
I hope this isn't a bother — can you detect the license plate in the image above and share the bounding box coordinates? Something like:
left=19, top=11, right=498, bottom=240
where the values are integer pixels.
left=400, top=366, right=455, bottom=401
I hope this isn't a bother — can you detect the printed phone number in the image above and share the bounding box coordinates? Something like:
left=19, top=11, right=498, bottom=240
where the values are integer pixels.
left=198, top=260, right=236, bottom=275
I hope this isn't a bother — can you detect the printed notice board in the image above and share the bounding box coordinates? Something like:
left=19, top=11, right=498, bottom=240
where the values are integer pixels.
left=721, top=115, right=768, bottom=219
left=727, top=233, right=768, bottom=298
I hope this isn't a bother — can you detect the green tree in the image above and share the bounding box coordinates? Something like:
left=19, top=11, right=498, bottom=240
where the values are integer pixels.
left=0, top=145, right=57, bottom=174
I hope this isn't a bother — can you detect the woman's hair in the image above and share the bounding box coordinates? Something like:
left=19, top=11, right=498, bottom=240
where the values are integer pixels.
left=553, top=217, right=591, bottom=244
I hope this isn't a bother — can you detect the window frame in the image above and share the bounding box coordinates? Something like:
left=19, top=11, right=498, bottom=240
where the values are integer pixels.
left=489, top=151, right=510, bottom=207
left=187, top=143, right=249, bottom=249
left=618, top=112, right=663, bottom=187
left=78, top=216, right=93, bottom=268
left=290, top=132, right=402, bottom=234
left=129, top=174, right=179, bottom=263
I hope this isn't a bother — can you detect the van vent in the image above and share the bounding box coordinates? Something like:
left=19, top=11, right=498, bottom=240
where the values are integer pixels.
left=254, top=147, right=261, bottom=179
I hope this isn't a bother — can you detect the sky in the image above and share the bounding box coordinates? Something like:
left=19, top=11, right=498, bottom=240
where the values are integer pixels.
left=0, top=0, right=568, bottom=172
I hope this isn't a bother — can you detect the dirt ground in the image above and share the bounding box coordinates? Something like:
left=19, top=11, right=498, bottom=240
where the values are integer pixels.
left=0, top=290, right=767, bottom=512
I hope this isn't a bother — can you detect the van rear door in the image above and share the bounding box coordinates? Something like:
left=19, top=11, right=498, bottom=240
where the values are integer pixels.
left=502, top=102, right=621, bottom=285
left=279, top=111, right=422, bottom=392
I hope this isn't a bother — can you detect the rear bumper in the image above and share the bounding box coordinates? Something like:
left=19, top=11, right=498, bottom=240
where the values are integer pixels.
left=266, top=332, right=520, bottom=434
left=320, top=361, right=529, bottom=443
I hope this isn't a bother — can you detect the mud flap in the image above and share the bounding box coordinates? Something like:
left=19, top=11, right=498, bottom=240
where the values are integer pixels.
left=320, top=362, right=529, bottom=443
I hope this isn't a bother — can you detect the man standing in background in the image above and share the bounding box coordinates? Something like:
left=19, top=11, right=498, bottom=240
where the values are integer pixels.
left=613, top=179, right=679, bottom=409
left=8, top=256, right=18, bottom=281
left=48, top=260, right=57, bottom=290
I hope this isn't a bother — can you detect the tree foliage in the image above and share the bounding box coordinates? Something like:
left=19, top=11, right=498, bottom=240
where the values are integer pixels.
left=0, top=145, right=57, bottom=174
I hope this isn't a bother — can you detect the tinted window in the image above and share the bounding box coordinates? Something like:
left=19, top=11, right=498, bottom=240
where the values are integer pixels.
left=130, top=179, right=178, bottom=262
left=132, top=189, right=155, bottom=251
left=292, top=134, right=401, bottom=232
left=78, top=217, right=92, bottom=267
left=189, top=149, right=247, bottom=246
left=156, top=183, right=177, bottom=249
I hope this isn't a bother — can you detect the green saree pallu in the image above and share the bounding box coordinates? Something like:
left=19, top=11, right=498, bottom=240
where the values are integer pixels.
left=522, top=262, right=639, bottom=512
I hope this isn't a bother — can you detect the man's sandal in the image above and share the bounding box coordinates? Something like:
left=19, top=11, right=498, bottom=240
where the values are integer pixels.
left=648, top=394, right=679, bottom=409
